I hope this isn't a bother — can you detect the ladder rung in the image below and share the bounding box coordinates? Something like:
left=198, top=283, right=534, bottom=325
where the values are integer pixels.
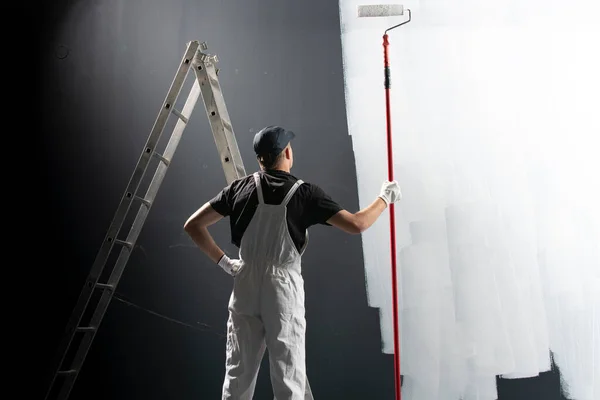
left=114, top=239, right=133, bottom=248
left=134, top=195, right=152, bottom=208
left=171, top=108, right=188, bottom=123
left=95, top=283, right=114, bottom=290
left=57, top=370, right=77, bottom=376
left=152, top=152, right=171, bottom=166
left=76, top=327, right=96, bottom=333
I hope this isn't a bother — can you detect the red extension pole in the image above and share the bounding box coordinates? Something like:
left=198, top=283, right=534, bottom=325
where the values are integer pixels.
left=383, top=32, right=401, bottom=400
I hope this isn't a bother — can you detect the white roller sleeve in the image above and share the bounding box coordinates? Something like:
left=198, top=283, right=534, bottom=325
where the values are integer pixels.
left=357, top=4, right=404, bottom=17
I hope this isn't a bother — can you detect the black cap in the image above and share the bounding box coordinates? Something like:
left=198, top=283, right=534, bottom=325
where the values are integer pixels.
left=253, top=125, right=296, bottom=158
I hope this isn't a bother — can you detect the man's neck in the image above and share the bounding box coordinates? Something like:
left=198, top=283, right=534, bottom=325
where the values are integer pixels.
left=264, top=166, right=290, bottom=174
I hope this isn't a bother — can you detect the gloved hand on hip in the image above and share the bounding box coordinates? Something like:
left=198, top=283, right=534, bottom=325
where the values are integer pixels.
left=379, top=180, right=402, bottom=206
left=217, top=254, right=242, bottom=276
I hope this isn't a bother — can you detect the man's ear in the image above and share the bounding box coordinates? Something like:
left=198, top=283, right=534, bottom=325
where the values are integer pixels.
left=285, top=146, right=291, bottom=159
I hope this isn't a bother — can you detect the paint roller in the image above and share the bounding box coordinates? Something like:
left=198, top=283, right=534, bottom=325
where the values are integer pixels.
left=357, top=4, right=412, bottom=400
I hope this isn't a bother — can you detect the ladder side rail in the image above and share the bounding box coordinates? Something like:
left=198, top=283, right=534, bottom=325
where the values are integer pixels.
left=194, top=58, right=246, bottom=184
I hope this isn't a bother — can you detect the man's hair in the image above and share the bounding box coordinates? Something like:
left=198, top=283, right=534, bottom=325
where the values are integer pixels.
left=257, top=149, right=285, bottom=170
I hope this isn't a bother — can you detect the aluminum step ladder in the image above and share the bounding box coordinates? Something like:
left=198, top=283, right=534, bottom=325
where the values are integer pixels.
left=43, top=40, right=246, bottom=400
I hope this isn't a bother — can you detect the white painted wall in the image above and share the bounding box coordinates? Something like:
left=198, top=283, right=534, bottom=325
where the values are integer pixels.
left=339, top=1, right=599, bottom=399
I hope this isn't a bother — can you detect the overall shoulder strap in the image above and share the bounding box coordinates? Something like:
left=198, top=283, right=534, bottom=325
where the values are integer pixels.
left=281, top=179, right=304, bottom=206
left=253, top=172, right=264, bottom=204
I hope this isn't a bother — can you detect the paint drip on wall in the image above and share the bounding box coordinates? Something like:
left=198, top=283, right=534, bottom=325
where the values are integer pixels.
left=338, top=0, right=599, bottom=399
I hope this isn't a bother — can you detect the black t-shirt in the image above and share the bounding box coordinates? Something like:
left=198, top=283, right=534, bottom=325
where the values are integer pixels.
left=209, top=170, right=343, bottom=252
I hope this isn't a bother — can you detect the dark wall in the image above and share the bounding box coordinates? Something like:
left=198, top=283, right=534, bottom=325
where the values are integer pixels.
left=30, top=1, right=569, bottom=399
left=35, top=0, right=393, bottom=399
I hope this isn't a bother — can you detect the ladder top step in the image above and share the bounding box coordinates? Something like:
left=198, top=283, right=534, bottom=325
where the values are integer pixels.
left=95, top=283, right=114, bottom=289
left=57, top=370, right=77, bottom=375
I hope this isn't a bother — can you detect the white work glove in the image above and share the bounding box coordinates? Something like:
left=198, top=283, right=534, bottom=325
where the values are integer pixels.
left=378, top=180, right=402, bottom=206
left=217, top=254, right=242, bottom=276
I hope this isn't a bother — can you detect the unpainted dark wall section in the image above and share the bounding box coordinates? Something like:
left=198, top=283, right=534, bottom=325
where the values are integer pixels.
left=36, top=0, right=393, bottom=399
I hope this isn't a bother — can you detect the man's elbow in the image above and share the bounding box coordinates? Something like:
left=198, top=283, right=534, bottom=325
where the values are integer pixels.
left=353, top=219, right=368, bottom=234
left=183, top=217, right=202, bottom=233
left=328, top=210, right=367, bottom=235
left=183, top=219, right=193, bottom=233
left=345, top=215, right=367, bottom=234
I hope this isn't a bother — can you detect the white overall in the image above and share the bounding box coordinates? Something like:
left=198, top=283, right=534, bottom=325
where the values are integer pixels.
left=221, top=172, right=314, bottom=400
